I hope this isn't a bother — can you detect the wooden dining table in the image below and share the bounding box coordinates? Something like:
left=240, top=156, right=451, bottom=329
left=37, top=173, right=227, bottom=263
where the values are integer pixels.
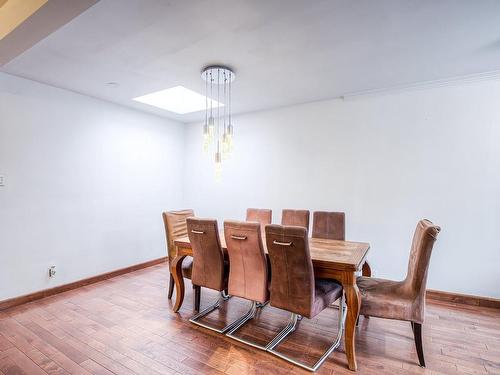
left=172, top=234, right=370, bottom=371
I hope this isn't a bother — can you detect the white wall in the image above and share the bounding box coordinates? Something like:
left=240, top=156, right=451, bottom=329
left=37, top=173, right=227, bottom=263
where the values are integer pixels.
left=183, top=79, right=500, bottom=299
left=0, top=73, right=184, bottom=301
left=2, top=72, right=499, bottom=301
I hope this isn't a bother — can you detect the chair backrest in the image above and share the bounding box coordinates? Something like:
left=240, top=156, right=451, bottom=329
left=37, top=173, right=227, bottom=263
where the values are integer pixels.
left=281, top=209, right=310, bottom=230
left=246, top=208, right=272, bottom=225
left=224, top=220, right=269, bottom=303
left=312, top=211, right=345, bottom=240
left=403, top=219, right=441, bottom=300
left=265, top=224, right=315, bottom=317
left=162, top=209, right=194, bottom=263
left=187, top=218, right=225, bottom=291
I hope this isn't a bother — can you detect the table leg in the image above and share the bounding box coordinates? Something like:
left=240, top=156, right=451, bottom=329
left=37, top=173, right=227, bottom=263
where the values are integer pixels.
left=344, top=279, right=361, bottom=371
left=362, top=261, right=371, bottom=277
left=171, top=254, right=186, bottom=313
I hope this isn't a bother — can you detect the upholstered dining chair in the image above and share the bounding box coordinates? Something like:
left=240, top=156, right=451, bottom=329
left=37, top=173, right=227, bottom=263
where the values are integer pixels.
left=186, top=218, right=243, bottom=334
left=281, top=209, right=310, bottom=230
left=265, top=224, right=346, bottom=372
left=246, top=208, right=272, bottom=225
left=311, top=211, right=372, bottom=283
left=224, top=220, right=270, bottom=349
left=312, top=211, right=345, bottom=240
left=356, top=219, right=441, bottom=367
left=162, top=209, right=200, bottom=310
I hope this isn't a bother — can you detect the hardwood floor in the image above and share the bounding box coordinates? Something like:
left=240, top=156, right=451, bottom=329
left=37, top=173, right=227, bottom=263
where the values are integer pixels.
left=0, top=264, right=499, bottom=375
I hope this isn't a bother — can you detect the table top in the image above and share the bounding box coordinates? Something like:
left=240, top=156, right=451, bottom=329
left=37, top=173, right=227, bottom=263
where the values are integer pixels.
left=174, top=234, right=370, bottom=272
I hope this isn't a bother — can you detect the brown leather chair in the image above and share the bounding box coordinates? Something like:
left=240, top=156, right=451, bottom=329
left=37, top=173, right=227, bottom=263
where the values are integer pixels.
left=186, top=218, right=242, bottom=334
left=311, top=211, right=372, bottom=284
left=356, top=219, right=441, bottom=367
left=312, top=211, right=345, bottom=240
left=264, top=224, right=346, bottom=372
left=246, top=208, right=272, bottom=225
left=162, top=210, right=200, bottom=310
left=281, top=209, right=310, bottom=230
left=224, top=220, right=270, bottom=349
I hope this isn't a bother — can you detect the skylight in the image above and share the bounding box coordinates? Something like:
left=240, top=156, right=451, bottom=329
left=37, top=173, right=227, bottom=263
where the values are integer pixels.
left=133, top=86, right=223, bottom=114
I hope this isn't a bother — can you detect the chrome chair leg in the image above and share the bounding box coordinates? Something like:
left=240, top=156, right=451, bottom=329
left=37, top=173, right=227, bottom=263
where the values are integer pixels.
left=226, top=301, right=273, bottom=350
left=266, top=313, right=300, bottom=350
left=189, top=291, right=248, bottom=334
left=256, top=300, right=269, bottom=308
left=267, top=294, right=347, bottom=372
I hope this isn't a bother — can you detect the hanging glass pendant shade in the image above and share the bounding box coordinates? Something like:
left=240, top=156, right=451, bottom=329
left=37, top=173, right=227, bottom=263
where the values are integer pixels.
left=201, top=65, right=235, bottom=180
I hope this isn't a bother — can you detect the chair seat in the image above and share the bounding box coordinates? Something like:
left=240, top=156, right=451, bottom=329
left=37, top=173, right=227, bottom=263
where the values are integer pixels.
left=357, top=276, right=423, bottom=323
left=181, top=256, right=193, bottom=279
left=310, top=279, right=343, bottom=319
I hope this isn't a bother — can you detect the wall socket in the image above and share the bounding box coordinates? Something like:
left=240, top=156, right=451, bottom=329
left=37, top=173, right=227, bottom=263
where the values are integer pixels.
left=48, top=266, right=57, bottom=278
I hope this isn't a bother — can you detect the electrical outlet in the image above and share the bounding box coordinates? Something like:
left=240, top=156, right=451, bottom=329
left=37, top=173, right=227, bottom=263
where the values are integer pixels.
left=48, top=266, right=56, bottom=278
left=0, top=175, right=5, bottom=186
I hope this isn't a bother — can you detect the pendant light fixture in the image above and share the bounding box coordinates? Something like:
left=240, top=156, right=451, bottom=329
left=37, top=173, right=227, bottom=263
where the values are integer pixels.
left=201, top=65, right=235, bottom=180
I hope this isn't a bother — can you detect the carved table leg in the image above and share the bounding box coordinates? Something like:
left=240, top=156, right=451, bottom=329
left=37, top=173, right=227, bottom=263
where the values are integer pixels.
left=172, top=254, right=187, bottom=313
left=344, top=278, right=361, bottom=371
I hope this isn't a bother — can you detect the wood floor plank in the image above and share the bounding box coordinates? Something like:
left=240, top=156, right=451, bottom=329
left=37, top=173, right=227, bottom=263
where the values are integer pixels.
left=0, top=347, right=46, bottom=375
left=0, top=334, right=14, bottom=352
left=0, top=320, right=68, bottom=375
left=79, top=360, right=115, bottom=375
left=0, top=317, right=91, bottom=375
left=0, top=355, right=27, bottom=375
left=0, top=264, right=498, bottom=375
left=22, top=312, right=164, bottom=375
left=23, top=322, right=89, bottom=365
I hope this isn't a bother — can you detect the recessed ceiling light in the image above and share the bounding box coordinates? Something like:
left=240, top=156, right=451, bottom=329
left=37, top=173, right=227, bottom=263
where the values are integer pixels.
left=133, top=86, right=223, bottom=114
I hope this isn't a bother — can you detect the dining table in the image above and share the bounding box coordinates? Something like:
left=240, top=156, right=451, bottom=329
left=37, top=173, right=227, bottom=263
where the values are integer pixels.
left=172, top=234, right=370, bottom=371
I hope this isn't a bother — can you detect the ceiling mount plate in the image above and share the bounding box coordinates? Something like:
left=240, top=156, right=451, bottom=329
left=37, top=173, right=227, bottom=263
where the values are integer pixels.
left=201, top=65, right=235, bottom=83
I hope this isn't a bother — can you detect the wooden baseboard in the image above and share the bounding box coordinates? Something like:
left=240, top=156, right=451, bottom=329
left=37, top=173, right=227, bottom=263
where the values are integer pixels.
left=0, top=257, right=167, bottom=311
left=426, top=289, right=500, bottom=309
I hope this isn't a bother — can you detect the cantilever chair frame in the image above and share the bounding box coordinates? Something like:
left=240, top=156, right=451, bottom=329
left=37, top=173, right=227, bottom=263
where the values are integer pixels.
left=265, top=229, right=347, bottom=372
left=186, top=219, right=236, bottom=333
left=225, top=300, right=269, bottom=350
left=189, top=291, right=238, bottom=333
left=191, top=276, right=347, bottom=371
left=190, top=290, right=269, bottom=335
left=223, top=222, right=271, bottom=349
left=266, top=293, right=347, bottom=372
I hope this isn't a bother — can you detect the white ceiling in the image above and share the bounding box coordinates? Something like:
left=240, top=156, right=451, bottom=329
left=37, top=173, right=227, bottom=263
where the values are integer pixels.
left=2, top=0, right=500, bottom=123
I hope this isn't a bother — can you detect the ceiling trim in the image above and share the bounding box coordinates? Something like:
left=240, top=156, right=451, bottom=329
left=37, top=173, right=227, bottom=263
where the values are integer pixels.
left=341, top=70, right=500, bottom=100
